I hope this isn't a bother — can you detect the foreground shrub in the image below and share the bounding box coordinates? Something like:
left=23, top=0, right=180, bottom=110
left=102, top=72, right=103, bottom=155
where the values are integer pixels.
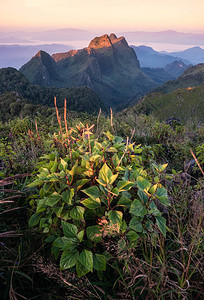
left=28, top=123, right=170, bottom=278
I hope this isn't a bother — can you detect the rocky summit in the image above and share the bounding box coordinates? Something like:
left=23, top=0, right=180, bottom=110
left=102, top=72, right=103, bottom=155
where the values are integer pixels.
left=20, top=34, right=156, bottom=108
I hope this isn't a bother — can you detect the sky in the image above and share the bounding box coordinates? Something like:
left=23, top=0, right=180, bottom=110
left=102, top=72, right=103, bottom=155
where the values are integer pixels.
left=0, top=0, right=204, bottom=33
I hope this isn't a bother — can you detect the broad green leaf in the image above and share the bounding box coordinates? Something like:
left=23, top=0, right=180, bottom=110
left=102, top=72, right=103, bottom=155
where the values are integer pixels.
left=104, top=131, right=114, bottom=141
left=98, top=163, right=113, bottom=185
left=27, top=179, right=43, bottom=188
left=111, top=187, right=119, bottom=196
left=70, top=206, right=85, bottom=220
left=137, top=190, right=148, bottom=204
left=51, top=205, right=64, bottom=217
left=109, top=173, right=118, bottom=185
left=50, top=156, right=58, bottom=173
left=62, top=221, right=78, bottom=238
left=130, top=199, right=147, bottom=217
left=45, top=192, right=61, bottom=207
left=156, top=216, right=167, bottom=237
left=52, top=237, right=64, bottom=249
left=86, top=225, right=102, bottom=243
left=62, top=189, right=74, bottom=205
left=81, top=197, right=101, bottom=209
left=77, top=230, right=84, bottom=242
left=61, top=237, right=79, bottom=251
left=129, top=217, right=143, bottom=232
left=69, top=160, right=78, bottom=176
left=79, top=249, right=93, bottom=272
left=126, top=230, right=139, bottom=242
left=76, top=179, right=90, bottom=191
left=60, top=249, right=79, bottom=270
left=90, top=154, right=101, bottom=162
left=155, top=188, right=170, bottom=206
left=76, top=261, right=90, bottom=277
left=117, top=180, right=135, bottom=192
left=28, top=213, right=41, bottom=227
left=149, top=202, right=161, bottom=216
left=108, top=210, right=123, bottom=224
left=149, top=184, right=158, bottom=194
left=93, top=254, right=106, bottom=271
left=36, top=199, right=46, bottom=213
left=60, top=158, right=68, bottom=171
left=82, top=186, right=101, bottom=200
left=137, top=176, right=151, bottom=192
left=117, top=195, right=132, bottom=208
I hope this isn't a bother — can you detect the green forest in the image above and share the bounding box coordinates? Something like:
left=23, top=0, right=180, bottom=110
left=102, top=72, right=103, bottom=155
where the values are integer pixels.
left=0, top=96, right=203, bottom=299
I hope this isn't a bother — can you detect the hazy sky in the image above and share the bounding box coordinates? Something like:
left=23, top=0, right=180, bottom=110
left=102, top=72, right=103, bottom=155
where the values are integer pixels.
left=0, top=0, right=204, bottom=32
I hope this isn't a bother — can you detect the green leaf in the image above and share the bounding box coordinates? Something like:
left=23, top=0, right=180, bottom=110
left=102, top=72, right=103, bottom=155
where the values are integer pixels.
left=76, top=261, right=90, bottom=278
left=61, top=237, right=79, bottom=251
left=69, top=160, right=78, bottom=176
left=137, top=176, right=151, bottom=192
left=155, top=187, right=170, bottom=206
left=76, top=179, right=90, bottom=191
left=117, top=195, right=132, bottom=208
left=130, top=200, right=147, bottom=217
left=117, top=180, right=134, bottom=192
left=60, top=249, right=79, bottom=270
left=70, top=206, right=85, bottom=220
left=137, top=190, right=148, bottom=204
left=126, top=230, right=139, bottom=242
left=81, top=197, right=101, bottom=209
left=52, top=237, right=64, bottom=249
left=82, top=186, right=101, bottom=200
left=45, top=192, right=61, bottom=207
left=149, top=202, right=161, bottom=216
left=77, top=230, right=84, bottom=242
left=62, top=221, right=78, bottom=238
left=129, top=217, right=143, bottom=232
left=28, top=213, right=41, bottom=227
left=60, top=158, right=68, bottom=171
left=79, top=249, right=93, bottom=272
left=98, top=163, right=113, bottom=186
left=108, top=210, right=123, bottom=224
left=156, top=216, right=167, bottom=237
left=93, top=254, right=106, bottom=271
left=50, top=156, right=58, bottom=173
left=86, top=225, right=102, bottom=243
left=62, top=189, right=74, bottom=205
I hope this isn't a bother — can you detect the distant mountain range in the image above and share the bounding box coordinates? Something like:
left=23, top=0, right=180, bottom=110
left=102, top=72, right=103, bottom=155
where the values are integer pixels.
left=0, top=44, right=72, bottom=69
left=168, top=46, right=204, bottom=65
left=142, top=60, right=191, bottom=86
left=1, top=28, right=204, bottom=46
left=119, top=30, right=204, bottom=46
left=131, top=45, right=191, bottom=68
left=19, top=34, right=156, bottom=108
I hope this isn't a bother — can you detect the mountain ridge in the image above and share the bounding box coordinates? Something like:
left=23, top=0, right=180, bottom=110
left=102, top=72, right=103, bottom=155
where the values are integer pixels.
left=20, top=34, right=155, bottom=107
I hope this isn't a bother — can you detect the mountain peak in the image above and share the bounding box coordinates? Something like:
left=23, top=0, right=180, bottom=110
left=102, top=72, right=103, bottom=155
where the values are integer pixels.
left=88, top=33, right=129, bottom=50
left=88, top=34, right=112, bottom=49
left=34, top=50, right=50, bottom=58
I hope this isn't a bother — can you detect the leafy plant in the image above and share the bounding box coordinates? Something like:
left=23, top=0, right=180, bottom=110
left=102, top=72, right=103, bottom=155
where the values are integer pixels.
left=28, top=123, right=170, bottom=277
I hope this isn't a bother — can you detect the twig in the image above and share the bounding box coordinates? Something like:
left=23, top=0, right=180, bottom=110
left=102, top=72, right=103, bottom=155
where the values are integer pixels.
left=96, top=108, right=101, bottom=135
left=54, top=97, right=63, bottom=137
left=190, top=148, right=204, bottom=176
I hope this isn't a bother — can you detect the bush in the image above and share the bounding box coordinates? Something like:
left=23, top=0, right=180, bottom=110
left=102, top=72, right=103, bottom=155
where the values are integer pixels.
left=28, top=123, right=170, bottom=278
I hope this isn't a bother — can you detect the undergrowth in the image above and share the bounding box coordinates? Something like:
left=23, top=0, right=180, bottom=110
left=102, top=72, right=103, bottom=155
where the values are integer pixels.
left=0, top=101, right=203, bottom=299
